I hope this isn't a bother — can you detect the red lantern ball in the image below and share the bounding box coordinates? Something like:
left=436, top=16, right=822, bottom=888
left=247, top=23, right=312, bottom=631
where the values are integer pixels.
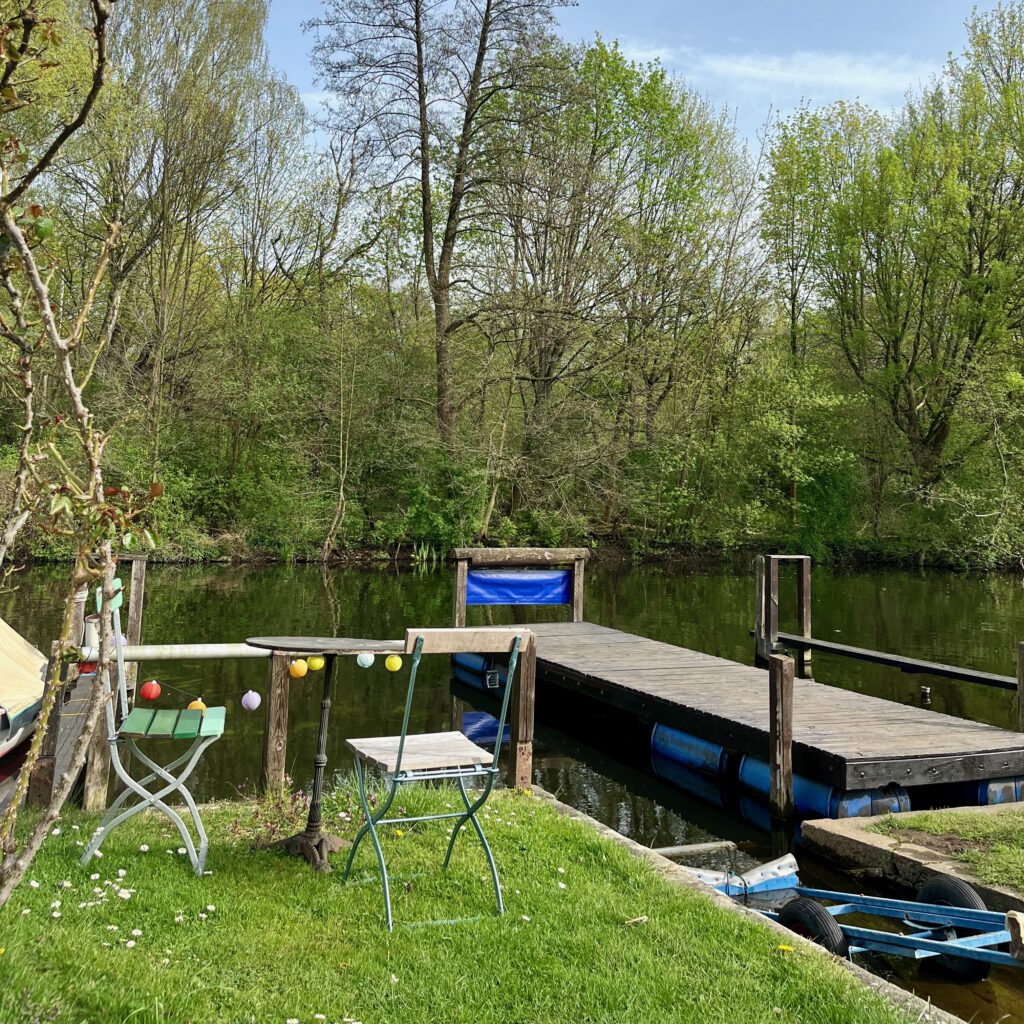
left=139, top=679, right=161, bottom=701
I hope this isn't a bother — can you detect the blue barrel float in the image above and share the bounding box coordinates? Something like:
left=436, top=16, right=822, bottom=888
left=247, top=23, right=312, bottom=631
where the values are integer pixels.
left=651, top=724, right=910, bottom=823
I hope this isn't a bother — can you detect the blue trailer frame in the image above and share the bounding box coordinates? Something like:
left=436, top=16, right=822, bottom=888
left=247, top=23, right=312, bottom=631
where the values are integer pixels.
left=765, top=887, right=1021, bottom=970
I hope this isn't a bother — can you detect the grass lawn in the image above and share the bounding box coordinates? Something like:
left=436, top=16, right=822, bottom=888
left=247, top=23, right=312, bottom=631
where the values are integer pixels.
left=872, top=807, right=1024, bottom=893
left=0, top=784, right=914, bottom=1024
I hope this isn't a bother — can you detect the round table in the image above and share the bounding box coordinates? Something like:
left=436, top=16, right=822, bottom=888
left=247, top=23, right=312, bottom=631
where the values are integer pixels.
left=246, top=636, right=405, bottom=871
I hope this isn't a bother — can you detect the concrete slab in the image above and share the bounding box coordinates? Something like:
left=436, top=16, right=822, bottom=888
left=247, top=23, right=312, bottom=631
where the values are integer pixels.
left=801, top=803, right=1024, bottom=914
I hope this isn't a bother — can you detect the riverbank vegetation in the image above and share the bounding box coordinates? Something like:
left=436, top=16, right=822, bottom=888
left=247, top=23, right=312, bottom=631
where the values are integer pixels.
left=4, top=2, right=1024, bottom=567
left=874, top=808, right=1024, bottom=894
left=0, top=785, right=915, bottom=1024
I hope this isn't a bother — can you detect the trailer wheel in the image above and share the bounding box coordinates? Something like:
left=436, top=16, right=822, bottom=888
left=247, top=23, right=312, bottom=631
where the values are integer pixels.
left=778, top=897, right=849, bottom=957
left=915, top=877, right=991, bottom=982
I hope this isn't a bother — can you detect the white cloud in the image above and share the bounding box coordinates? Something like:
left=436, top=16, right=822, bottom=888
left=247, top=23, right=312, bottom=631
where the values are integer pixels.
left=621, top=40, right=939, bottom=118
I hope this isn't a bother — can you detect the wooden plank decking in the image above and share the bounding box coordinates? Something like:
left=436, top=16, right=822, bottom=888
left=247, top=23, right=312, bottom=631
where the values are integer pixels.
left=526, top=621, right=1024, bottom=790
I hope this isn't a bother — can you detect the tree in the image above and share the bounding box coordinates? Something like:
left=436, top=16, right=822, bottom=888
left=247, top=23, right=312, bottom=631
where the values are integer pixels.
left=310, top=0, right=561, bottom=446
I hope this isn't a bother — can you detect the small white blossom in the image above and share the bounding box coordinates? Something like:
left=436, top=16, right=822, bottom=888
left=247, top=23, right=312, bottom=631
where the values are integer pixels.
left=90, top=873, right=100, bottom=881
left=29, top=880, right=39, bottom=889
left=94, top=850, right=103, bottom=858
left=106, top=925, right=119, bottom=931
left=51, top=827, right=61, bottom=836
left=116, top=888, right=132, bottom=900
left=160, top=958, right=170, bottom=966
left=557, top=882, right=567, bottom=890
left=139, top=844, right=149, bottom=853
left=124, top=940, right=136, bottom=949
left=50, top=899, right=61, bottom=909
left=314, top=1016, right=326, bottom=1021
left=117, top=869, right=127, bottom=878
left=176, top=847, right=186, bottom=855
left=20, top=908, right=30, bottom=916
left=51, top=911, right=61, bottom=919
left=521, top=914, right=531, bottom=922
left=198, top=913, right=207, bottom=920
left=71, top=824, right=80, bottom=831
left=287, top=1019, right=299, bottom=1024
left=556, top=867, right=565, bottom=874
left=205, top=904, right=215, bottom=912
left=174, top=914, right=184, bottom=923
left=130, top=928, right=143, bottom=937
left=59, top=880, right=73, bottom=889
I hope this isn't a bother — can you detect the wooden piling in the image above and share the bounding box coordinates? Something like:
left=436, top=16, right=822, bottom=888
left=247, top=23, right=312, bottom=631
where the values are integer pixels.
left=1017, top=642, right=1024, bottom=735
left=123, top=554, right=148, bottom=698
left=261, top=653, right=290, bottom=793
left=769, top=653, right=794, bottom=823
left=507, top=633, right=537, bottom=789
left=795, top=556, right=812, bottom=678
left=450, top=556, right=469, bottom=729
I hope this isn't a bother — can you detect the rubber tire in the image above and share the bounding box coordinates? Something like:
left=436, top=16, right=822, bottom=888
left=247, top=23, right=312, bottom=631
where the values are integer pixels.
left=915, top=876, right=991, bottom=982
left=778, top=897, right=849, bottom=957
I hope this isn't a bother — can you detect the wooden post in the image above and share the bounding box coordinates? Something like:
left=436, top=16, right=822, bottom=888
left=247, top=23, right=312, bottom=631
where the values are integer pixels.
left=572, top=557, right=586, bottom=622
left=769, top=653, right=794, bottom=824
left=795, top=556, right=812, bottom=678
left=1017, top=642, right=1024, bottom=735
left=452, top=557, right=468, bottom=628
left=262, top=653, right=290, bottom=793
left=82, top=707, right=110, bottom=811
left=123, top=554, right=148, bottom=699
left=450, top=556, right=469, bottom=728
left=507, top=633, right=536, bottom=789
left=754, top=555, right=765, bottom=666
left=766, top=555, right=780, bottom=660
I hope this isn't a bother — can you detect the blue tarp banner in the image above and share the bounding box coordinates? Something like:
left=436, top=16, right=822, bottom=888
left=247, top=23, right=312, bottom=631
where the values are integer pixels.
left=466, top=568, right=572, bottom=606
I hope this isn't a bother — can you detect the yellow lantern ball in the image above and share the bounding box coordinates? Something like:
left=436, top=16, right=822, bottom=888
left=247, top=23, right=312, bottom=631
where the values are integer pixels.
left=307, top=655, right=326, bottom=672
left=289, top=659, right=308, bottom=679
left=188, top=697, right=207, bottom=712
left=385, top=654, right=403, bottom=673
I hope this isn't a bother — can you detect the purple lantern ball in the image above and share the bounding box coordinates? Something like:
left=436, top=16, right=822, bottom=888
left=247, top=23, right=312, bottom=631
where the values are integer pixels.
left=241, top=689, right=262, bottom=712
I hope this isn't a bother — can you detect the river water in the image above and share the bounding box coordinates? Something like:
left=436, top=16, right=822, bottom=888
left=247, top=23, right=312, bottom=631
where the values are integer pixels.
left=4, top=561, right=1024, bottom=1019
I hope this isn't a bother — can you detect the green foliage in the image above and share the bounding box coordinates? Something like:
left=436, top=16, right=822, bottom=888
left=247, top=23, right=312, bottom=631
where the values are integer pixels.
left=8, top=4, right=1024, bottom=566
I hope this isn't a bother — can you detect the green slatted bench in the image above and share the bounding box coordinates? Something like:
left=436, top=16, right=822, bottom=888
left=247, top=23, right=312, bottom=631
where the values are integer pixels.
left=80, top=580, right=226, bottom=877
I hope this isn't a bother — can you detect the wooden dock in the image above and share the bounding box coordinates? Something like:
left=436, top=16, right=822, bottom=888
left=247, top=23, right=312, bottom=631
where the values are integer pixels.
left=525, top=621, right=1024, bottom=791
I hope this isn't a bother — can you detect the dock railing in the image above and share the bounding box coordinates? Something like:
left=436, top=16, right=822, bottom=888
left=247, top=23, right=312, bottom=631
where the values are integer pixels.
left=450, top=547, right=587, bottom=787
left=754, top=554, right=1024, bottom=731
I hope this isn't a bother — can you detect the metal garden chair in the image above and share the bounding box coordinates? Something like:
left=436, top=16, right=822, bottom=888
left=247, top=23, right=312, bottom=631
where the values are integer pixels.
left=80, top=579, right=225, bottom=877
left=343, top=627, right=530, bottom=930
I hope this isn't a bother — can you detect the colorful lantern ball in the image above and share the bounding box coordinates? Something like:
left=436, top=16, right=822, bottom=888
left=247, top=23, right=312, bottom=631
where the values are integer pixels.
left=241, top=689, right=262, bottom=712
left=139, top=679, right=161, bottom=701
left=356, top=652, right=375, bottom=669
left=289, top=659, right=308, bottom=679
left=307, top=655, right=326, bottom=672
left=385, top=654, right=403, bottom=673
left=188, top=697, right=207, bottom=712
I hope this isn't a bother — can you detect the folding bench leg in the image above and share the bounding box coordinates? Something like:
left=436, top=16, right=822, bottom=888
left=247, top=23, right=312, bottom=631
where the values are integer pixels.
left=81, top=735, right=217, bottom=877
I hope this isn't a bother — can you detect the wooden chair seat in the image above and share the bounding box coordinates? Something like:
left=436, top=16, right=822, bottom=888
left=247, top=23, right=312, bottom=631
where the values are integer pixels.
left=346, top=730, right=491, bottom=773
left=119, top=706, right=226, bottom=740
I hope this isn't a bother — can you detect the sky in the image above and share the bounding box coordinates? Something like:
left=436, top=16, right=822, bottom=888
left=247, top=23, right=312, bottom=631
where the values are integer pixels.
left=265, top=0, right=1002, bottom=142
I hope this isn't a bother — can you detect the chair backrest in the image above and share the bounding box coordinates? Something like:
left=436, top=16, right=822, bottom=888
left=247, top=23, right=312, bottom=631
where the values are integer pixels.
left=398, top=627, right=532, bottom=774
left=89, top=579, right=128, bottom=729
left=452, top=548, right=588, bottom=626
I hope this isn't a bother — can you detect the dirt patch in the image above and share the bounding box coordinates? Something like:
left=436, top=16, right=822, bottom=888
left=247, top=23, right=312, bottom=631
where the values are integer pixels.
left=890, top=828, right=992, bottom=859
